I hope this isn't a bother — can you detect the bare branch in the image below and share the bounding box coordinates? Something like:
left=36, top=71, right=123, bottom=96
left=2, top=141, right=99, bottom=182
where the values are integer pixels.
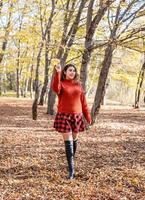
left=117, top=26, right=145, bottom=44
left=114, top=0, right=121, bottom=25
left=122, top=2, right=145, bottom=23
left=118, top=0, right=138, bottom=22
left=107, top=8, right=112, bottom=32
left=86, top=0, right=94, bottom=33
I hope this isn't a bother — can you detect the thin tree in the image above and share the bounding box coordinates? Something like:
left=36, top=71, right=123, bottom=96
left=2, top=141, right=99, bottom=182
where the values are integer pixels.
left=0, top=1, right=13, bottom=95
left=38, top=0, right=56, bottom=105
left=135, top=54, right=145, bottom=108
left=0, top=1, right=13, bottom=64
left=15, top=2, right=28, bottom=97
left=0, top=0, right=3, bottom=16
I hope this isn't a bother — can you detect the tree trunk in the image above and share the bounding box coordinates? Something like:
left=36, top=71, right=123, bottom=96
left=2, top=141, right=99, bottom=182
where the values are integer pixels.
left=29, top=50, right=35, bottom=98
left=16, top=43, right=21, bottom=98
left=39, top=54, right=50, bottom=105
left=39, top=42, right=50, bottom=105
left=32, top=43, right=43, bottom=120
left=0, top=0, right=3, bottom=16
left=23, top=78, right=29, bottom=97
left=47, top=71, right=56, bottom=115
left=80, top=0, right=112, bottom=92
left=16, top=68, right=20, bottom=98
left=0, top=74, right=2, bottom=95
left=91, top=44, right=114, bottom=123
left=9, top=74, right=14, bottom=90
left=47, top=0, right=86, bottom=114
left=39, top=18, right=54, bottom=105
left=0, top=2, right=12, bottom=64
left=80, top=48, right=92, bottom=92
left=134, top=61, right=145, bottom=108
left=29, top=64, right=34, bottom=98
left=0, top=2, right=12, bottom=95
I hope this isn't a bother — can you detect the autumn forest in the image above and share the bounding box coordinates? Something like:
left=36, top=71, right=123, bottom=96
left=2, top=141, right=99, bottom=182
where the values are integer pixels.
left=0, top=0, right=145, bottom=199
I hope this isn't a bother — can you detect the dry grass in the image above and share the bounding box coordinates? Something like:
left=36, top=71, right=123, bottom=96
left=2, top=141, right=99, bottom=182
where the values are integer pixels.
left=0, top=98, right=145, bottom=200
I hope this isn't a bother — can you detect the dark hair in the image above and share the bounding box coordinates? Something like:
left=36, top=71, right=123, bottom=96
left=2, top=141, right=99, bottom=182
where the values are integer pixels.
left=61, top=64, right=79, bottom=82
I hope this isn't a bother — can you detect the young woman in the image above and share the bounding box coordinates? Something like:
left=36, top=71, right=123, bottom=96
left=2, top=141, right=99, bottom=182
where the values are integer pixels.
left=52, top=63, right=92, bottom=179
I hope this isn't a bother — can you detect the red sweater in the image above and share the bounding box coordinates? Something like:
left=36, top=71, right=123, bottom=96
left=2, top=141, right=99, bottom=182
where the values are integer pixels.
left=52, top=72, right=92, bottom=123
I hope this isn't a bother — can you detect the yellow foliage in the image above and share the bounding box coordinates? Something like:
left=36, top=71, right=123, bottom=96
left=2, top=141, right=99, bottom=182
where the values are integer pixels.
left=51, top=58, right=60, bottom=66
left=15, top=31, right=29, bottom=43
left=11, top=0, right=18, bottom=2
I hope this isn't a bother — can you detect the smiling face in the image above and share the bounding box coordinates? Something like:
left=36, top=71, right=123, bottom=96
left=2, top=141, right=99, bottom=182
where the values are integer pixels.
left=61, top=64, right=79, bottom=81
left=64, top=66, right=76, bottom=80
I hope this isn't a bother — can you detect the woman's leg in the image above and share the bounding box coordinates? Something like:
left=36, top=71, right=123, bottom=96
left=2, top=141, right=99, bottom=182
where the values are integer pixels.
left=62, top=132, right=73, bottom=141
left=72, top=132, right=78, bottom=141
left=61, top=132, right=75, bottom=179
left=72, top=132, right=79, bottom=157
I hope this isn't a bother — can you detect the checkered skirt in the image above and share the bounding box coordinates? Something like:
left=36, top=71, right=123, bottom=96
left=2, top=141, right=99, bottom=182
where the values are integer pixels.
left=53, top=112, right=86, bottom=133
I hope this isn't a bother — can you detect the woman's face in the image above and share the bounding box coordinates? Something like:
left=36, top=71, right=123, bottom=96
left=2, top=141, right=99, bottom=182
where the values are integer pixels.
left=65, top=66, right=76, bottom=80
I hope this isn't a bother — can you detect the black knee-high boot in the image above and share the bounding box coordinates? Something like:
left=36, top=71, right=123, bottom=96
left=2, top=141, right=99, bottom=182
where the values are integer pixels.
left=64, top=140, right=75, bottom=179
left=73, top=139, right=78, bottom=157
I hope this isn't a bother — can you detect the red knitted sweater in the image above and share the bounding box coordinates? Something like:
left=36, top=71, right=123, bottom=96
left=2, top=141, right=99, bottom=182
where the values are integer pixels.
left=52, top=72, right=92, bottom=124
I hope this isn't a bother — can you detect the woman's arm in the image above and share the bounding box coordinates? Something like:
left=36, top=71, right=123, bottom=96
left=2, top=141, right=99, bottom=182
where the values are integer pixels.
left=81, top=91, right=92, bottom=124
left=52, top=65, right=62, bottom=95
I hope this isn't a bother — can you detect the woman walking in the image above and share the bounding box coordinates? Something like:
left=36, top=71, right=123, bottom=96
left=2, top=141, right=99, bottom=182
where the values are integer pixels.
left=52, top=63, right=92, bottom=179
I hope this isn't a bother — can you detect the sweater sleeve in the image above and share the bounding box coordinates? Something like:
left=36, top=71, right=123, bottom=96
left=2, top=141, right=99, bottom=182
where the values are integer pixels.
left=52, top=71, right=62, bottom=95
left=80, top=91, right=92, bottom=124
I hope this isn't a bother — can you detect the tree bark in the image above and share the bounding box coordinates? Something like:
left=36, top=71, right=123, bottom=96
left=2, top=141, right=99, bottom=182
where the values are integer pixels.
left=47, top=70, right=56, bottom=115
left=32, top=43, right=43, bottom=120
left=29, top=64, right=34, bottom=98
left=91, top=44, right=114, bottom=123
left=134, top=61, right=145, bottom=108
left=0, top=2, right=13, bottom=64
left=0, top=74, right=2, bottom=95
left=0, top=0, right=3, bottom=16
left=16, top=41, right=21, bottom=98
left=0, top=2, right=12, bottom=95
left=39, top=41, right=51, bottom=105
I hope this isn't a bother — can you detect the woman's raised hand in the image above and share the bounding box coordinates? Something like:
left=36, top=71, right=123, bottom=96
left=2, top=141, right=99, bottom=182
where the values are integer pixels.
left=55, top=64, right=61, bottom=72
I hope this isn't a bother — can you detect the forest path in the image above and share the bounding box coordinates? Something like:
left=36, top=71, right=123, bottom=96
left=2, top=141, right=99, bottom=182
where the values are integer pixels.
left=0, top=98, right=145, bottom=200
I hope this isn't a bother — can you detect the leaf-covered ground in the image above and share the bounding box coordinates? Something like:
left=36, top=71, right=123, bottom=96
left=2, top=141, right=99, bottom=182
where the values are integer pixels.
left=0, top=98, right=145, bottom=200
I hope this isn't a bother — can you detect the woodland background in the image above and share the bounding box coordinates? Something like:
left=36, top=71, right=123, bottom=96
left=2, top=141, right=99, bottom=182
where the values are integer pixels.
left=0, top=0, right=145, bottom=120
left=0, top=0, right=145, bottom=199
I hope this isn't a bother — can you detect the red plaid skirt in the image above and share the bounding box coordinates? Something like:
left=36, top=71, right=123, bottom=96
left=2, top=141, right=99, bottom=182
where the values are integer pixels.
left=53, top=112, right=86, bottom=133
